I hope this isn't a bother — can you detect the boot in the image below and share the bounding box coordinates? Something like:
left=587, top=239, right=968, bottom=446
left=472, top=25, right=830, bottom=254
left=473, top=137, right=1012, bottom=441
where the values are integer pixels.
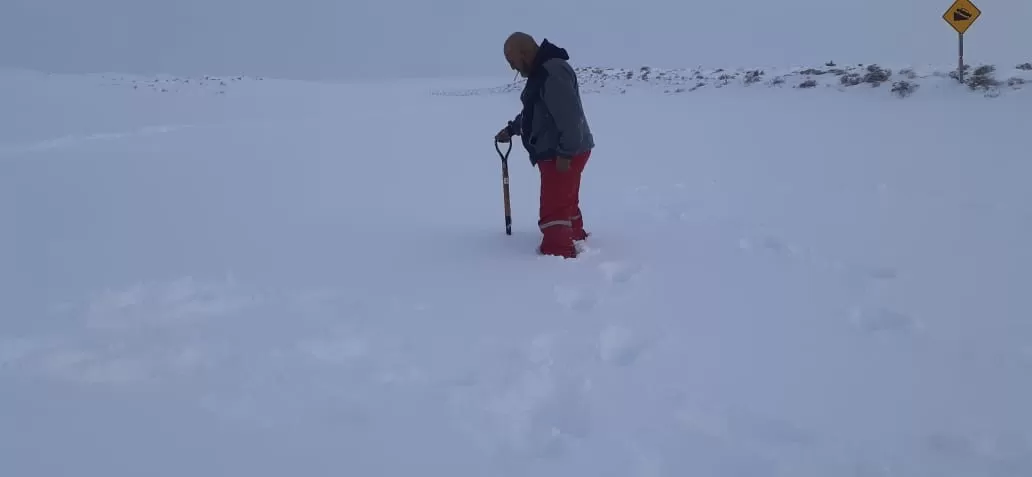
left=572, top=214, right=589, bottom=241
left=538, top=224, right=577, bottom=258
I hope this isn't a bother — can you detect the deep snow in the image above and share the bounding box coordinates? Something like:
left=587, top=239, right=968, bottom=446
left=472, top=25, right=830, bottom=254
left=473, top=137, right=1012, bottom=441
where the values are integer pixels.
left=2, top=62, right=1032, bottom=477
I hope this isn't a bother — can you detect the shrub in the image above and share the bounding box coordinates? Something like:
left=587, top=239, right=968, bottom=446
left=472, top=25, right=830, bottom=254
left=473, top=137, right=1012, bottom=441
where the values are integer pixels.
left=891, top=81, right=918, bottom=98
left=744, top=70, right=764, bottom=85
left=966, top=64, right=1000, bottom=91
left=863, top=64, right=891, bottom=86
left=840, top=73, right=863, bottom=86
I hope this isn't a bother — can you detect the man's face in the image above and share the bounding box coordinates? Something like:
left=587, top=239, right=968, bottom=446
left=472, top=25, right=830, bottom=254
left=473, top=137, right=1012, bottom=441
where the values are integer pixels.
left=505, top=46, right=529, bottom=78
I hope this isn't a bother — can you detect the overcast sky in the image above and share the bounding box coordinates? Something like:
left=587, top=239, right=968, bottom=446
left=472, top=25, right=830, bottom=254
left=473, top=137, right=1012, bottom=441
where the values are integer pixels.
left=1, top=0, right=1027, bottom=80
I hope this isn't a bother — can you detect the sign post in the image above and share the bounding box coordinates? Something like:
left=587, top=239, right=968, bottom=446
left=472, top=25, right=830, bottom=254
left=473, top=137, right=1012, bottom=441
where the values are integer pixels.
left=942, top=0, right=982, bottom=83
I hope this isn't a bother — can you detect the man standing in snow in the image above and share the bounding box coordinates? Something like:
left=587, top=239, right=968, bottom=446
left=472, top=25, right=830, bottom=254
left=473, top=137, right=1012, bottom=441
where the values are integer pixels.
left=495, top=32, right=595, bottom=259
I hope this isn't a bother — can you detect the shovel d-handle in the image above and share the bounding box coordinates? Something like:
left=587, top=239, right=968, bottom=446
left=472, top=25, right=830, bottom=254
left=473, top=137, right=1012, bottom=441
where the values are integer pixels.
left=495, top=139, right=512, bottom=160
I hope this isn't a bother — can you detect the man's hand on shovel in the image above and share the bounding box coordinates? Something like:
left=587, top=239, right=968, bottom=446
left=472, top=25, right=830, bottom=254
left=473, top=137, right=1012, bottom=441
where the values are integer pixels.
left=495, top=127, right=512, bottom=143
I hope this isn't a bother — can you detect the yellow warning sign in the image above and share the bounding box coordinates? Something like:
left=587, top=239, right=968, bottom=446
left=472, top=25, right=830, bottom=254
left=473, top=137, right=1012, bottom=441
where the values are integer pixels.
left=943, top=0, right=981, bottom=34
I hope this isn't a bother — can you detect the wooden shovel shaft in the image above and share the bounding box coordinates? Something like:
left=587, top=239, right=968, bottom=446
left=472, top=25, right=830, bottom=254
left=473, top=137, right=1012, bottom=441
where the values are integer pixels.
left=502, top=162, right=512, bottom=235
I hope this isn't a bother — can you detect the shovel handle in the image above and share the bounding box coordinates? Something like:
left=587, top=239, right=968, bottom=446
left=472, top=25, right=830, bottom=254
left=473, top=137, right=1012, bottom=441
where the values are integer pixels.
left=495, top=140, right=513, bottom=235
left=495, top=139, right=512, bottom=161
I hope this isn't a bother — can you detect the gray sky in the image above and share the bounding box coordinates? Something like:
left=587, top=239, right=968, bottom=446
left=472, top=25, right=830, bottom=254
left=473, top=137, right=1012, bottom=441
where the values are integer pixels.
left=1, top=0, right=1028, bottom=80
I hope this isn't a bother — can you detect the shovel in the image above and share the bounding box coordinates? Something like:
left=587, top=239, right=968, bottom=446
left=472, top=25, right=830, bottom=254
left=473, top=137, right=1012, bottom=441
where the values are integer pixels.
left=495, top=139, right=513, bottom=235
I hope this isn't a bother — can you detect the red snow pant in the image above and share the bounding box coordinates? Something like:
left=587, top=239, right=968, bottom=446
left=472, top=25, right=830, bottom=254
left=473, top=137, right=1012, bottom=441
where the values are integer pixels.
left=537, top=149, right=591, bottom=258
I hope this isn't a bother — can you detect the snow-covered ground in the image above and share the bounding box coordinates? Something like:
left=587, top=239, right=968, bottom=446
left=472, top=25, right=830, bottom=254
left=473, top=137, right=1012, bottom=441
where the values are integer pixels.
left=3, top=60, right=1032, bottom=477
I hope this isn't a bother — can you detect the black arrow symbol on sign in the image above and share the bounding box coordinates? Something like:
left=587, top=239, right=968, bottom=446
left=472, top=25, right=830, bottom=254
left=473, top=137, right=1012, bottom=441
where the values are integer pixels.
left=953, top=8, right=972, bottom=21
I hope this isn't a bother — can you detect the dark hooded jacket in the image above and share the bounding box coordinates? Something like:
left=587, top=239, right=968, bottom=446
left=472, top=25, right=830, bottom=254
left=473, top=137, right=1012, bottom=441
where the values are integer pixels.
left=505, top=39, right=595, bottom=165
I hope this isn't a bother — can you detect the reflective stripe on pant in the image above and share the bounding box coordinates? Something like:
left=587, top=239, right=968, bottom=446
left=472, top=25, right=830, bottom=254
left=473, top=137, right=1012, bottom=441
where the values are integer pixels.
left=537, top=150, right=591, bottom=257
left=539, top=219, right=573, bottom=230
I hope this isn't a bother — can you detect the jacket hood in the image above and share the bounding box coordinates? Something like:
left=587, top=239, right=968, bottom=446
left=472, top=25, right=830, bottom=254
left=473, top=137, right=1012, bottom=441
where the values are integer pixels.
left=533, top=39, right=570, bottom=69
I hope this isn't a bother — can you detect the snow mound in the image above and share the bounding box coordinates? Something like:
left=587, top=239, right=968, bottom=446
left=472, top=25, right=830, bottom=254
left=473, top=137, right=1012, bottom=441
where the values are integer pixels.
left=433, top=60, right=1032, bottom=99
left=0, top=67, right=267, bottom=97
left=91, top=73, right=266, bottom=96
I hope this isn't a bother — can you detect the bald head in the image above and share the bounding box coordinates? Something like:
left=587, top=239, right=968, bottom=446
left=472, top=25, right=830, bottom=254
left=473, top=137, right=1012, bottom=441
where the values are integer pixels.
left=504, top=31, right=539, bottom=78
left=504, top=32, right=537, bottom=51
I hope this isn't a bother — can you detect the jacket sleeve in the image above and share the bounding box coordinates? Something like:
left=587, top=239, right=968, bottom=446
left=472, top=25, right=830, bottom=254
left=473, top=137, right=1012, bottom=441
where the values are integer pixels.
left=506, top=113, right=522, bottom=136
left=540, top=62, right=585, bottom=157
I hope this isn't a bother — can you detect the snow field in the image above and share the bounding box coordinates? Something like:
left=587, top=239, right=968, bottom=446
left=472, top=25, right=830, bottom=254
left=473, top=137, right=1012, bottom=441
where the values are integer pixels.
left=2, top=61, right=1032, bottom=476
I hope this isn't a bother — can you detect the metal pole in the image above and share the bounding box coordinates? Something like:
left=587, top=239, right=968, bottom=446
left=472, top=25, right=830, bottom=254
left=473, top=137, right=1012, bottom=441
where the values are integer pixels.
left=958, top=32, right=965, bottom=83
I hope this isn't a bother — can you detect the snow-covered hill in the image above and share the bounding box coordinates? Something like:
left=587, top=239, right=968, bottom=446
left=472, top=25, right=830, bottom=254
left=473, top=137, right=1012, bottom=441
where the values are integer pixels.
left=434, top=61, right=1032, bottom=98
left=2, top=59, right=1031, bottom=477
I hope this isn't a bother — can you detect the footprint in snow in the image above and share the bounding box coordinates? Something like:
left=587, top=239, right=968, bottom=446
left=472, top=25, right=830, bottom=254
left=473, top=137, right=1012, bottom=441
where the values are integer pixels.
left=83, top=276, right=260, bottom=331
left=851, top=459, right=896, bottom=477
left=598, top=261, right=644, bottom=284
left=923, top=430, right=1032, bottom=472
left=651, top=201, right=695, bottom=222
left=598, top=325, right=647, bottom=367
left=672, top=399, right=816, bottom=449
left=760, top=235, right=800, bottom=255
left=739, top=235, right=899, bottom=289
left=297, top=334, right=368, bottom=366
left=849, top=306, right=920, bottom=334
left=833, top=263, right=900, bottom=293
left=574, top=240, right=601, bottom=258
left=553, top=285, right=599, bottom=312
left=737, top=235, right=802, bottom=257
left=37, top=349, right=152, bottom=385
left=551, top=262, right=642, bottom=312
left=455, top=333, right=593, bottom=461
left=924, top=433, right=979, bottom=458
left=0, top=337, right=40, bottom=369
